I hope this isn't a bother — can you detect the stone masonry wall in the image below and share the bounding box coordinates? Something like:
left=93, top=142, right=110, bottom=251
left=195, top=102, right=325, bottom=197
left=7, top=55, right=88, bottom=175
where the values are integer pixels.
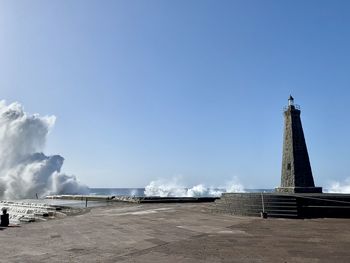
left=280, top=106, right=315, bottom=188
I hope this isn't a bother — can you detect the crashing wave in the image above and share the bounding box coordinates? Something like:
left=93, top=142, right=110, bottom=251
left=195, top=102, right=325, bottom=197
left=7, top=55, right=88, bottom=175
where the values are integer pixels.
left=0, top=101, right=88, bottom=199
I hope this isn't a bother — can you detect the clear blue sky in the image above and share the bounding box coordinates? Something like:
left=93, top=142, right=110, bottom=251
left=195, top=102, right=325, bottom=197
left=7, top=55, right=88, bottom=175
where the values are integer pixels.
left=0, top=0, right=349, bottom=188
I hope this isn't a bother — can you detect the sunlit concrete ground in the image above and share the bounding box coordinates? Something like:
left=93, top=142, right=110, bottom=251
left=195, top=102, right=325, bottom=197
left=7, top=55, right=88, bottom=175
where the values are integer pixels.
left=1, top=202, right=350, bottom=262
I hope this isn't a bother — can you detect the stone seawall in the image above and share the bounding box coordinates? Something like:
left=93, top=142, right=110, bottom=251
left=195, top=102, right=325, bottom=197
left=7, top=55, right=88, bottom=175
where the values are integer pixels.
left=213, top=193, right=350, bottom=218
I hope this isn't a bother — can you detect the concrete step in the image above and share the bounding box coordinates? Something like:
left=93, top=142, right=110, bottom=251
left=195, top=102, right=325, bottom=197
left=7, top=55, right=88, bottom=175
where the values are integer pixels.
left=267, top=213, right=299, bottom=218
left=213, top=194, right=299, bottom=218
left=265, top=210, right=298, bottom=214
left=220, top=198, right=297, bottom=203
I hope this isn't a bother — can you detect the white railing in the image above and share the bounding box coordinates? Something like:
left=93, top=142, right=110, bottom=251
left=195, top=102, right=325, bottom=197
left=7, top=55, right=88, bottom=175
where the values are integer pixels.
left=283, top=104, right=300, bottom=111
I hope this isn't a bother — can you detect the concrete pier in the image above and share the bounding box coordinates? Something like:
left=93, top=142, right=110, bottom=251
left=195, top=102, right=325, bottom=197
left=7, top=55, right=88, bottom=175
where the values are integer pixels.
left=1, top=202, right=350, bottom=262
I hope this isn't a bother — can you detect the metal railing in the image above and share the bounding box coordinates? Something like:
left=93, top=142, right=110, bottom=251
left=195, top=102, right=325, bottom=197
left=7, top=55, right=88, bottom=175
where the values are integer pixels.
left=283, top=104, right=300, bottom=111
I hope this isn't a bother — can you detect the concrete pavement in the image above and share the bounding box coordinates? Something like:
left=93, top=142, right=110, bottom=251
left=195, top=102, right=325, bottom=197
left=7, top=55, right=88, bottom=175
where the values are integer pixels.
left=0, top=202, right=349, bottom=262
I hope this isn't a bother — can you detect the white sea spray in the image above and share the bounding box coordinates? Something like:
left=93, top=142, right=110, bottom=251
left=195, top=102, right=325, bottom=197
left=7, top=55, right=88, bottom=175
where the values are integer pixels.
left=326, top=178, right=350, bottom=193
left=0, top=100, right=88, bottom=199
left=144, top=176, right=245, bottom=197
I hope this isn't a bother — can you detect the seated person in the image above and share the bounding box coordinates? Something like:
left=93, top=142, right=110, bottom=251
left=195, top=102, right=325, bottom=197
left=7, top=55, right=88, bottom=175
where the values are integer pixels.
left=0, top=208, right=9, bottom=227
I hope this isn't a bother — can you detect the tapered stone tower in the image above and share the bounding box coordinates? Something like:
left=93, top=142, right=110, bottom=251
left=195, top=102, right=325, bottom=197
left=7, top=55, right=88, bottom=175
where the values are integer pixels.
left=276, top=96, right=322, bottom=193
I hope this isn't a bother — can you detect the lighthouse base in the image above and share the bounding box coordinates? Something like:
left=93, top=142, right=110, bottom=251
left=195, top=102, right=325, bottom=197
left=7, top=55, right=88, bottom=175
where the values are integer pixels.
left=275, top=187, right=323, bottom=193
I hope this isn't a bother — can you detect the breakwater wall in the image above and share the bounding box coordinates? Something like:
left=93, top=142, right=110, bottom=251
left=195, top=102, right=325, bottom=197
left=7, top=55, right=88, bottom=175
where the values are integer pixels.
left=46, top=195, right=218, bottom=203
left=213, top=193, right=350, bottom=218
left=0, top=200, right=65, bottom=224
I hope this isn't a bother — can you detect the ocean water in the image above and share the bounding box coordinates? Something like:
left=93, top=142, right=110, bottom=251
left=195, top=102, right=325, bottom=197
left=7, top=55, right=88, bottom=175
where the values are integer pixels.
left=88, top=188, right=274, bottom=197
left=89, top=188, right=145, bottom=196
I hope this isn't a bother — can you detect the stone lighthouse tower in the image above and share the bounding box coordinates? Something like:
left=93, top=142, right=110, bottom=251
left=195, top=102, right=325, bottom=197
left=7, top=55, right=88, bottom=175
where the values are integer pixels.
left=276, top=96, right=322, bottom=193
